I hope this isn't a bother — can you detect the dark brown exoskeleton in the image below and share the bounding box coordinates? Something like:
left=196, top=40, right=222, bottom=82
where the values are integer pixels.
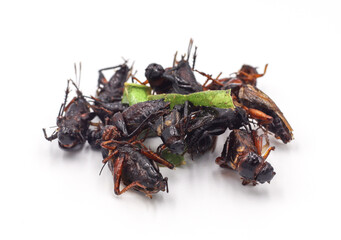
left=147, top=98, right=249, bottom=156
left=91, top=63, right=131, bottom=123
left=149, top=103, right=190, bottom=155
left=197, top=66, right=293, bottom=143
left=185, top=106, right=249, bottom=155
left=143, top=63, right=175, bottom=94
left=100, top=136, right=174, bottom=198
left=236, top=64, right=268, bottom=86
left=146, top=99, right=249, bottom=156
left=237, top=84, right=293, bottom=143
left=143, top=39, right=204, bottom=95
left=197, top=64, right=268, bottom=90
left=168, top=39, right=203, bottom=94
left=111, top=99, right=170, bottom=135
left=43, top=79, right=96, bottom=150
left=86, top=99, right=171, bottom=149
left=216, top=129, right=276, bottom=185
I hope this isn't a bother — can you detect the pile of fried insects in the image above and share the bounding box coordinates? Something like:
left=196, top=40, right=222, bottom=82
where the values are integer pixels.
left=43, top=39, right=293, bottom=198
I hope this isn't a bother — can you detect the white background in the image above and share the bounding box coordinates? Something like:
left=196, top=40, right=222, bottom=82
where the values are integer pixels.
left=1, top=0, right=340, bottom=239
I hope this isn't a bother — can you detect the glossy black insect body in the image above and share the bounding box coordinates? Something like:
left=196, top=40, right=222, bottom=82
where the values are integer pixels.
left=170, top=53, right=203, bottom=94
left=91, top=63, right=130, bottom=122
left=144, top=64, right=175, bottom=94
left=97, top=63, right=130, bottom=101
left=238, top=84, right=293, bottom=143
left=198, top=66, right=293, bottom=144
left=150, top=103, right=189, bottom=155
left=216, top=129, right=276, bottom=185
left=114, top=99, right=170, bottom=135
left=185, top=106, right=249, bottom=155
left=101, top=139, right=174, bottom=198
left=43, top=80, right=95, bottom=150
left=86, top=100, right=171, bottom=148
left=145, top=39, right=202, bottom=95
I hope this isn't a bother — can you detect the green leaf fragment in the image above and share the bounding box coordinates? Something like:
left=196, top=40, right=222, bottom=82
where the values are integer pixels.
left=122, top=83, right=151, bottom=105
left=160, top=149, right=186, bottom=167
left=147, top=90, right=234, bottom=109
left=122, top=86, right=233, bottom=167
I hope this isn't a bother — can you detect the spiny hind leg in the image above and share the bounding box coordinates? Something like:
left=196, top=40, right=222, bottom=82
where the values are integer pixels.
left=113, top=154, right=150, bottom=197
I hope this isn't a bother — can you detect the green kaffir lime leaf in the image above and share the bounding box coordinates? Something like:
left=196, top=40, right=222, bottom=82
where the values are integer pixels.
left=160, top=149, right=186, bottom=167
left=122, top=83, right=151, bottom=105
left=147, top=90, right=234, bottom=109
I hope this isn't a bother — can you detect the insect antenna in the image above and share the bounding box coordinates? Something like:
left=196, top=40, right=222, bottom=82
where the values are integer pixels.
left=69, top=79, right=82, bottom=97
left=192, top=46, right=198, bottom=70
left=173, top=51, right=178, bottom=67
left=70, top=63, right=84, bottom=98
left=74, top=62, right=82, bottom=89
left=59, top=80, right=71, bottom=117
left=128, top=61, right=135, bottom=82
left=187, top=38, right=193, bottom=61
left=121, top=57, right=129, bottom=65
left=74, top=63, right=78, bottom=87
left=131, top=70, right=138, bottom=83
left=58, top=103, right=65, bottom=118
left=78, top=62, right=82, bottom=88
left=99, top=162, right=108, bottom=176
